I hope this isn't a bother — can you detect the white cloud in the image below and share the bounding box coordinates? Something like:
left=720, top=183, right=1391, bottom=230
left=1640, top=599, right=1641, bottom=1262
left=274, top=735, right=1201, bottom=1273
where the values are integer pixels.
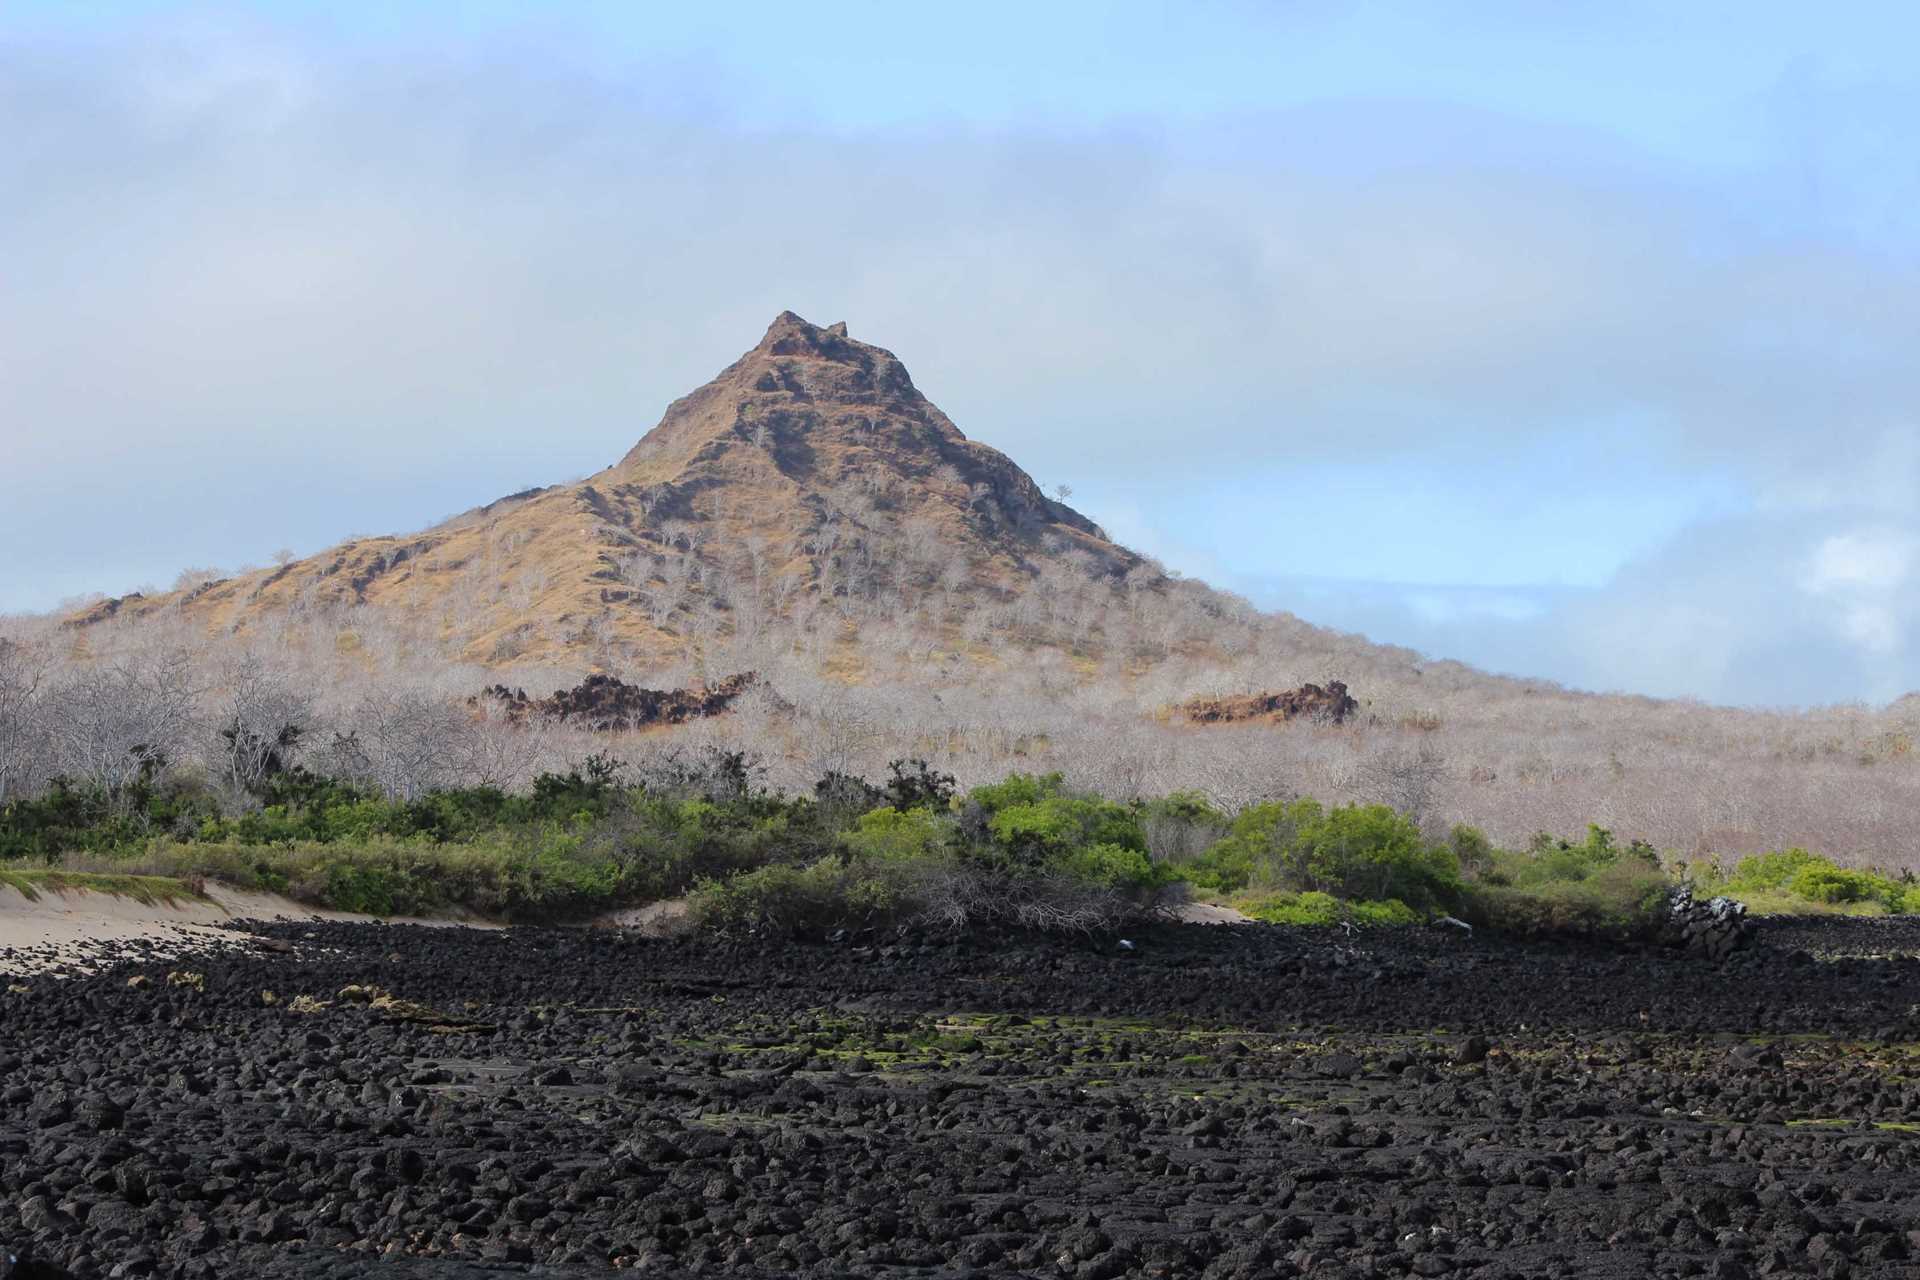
left=4, top=18, right=1920, bottom=705
left=1838, top=604, right=1902, bottom=656
left=1245, top=512, right=1920, bottom=707
left=1402, top=590, right=1547, bottom=626
left=1801, top=530, right=1916, bottom=593
left=1788, top=528, right=1919, bottom=662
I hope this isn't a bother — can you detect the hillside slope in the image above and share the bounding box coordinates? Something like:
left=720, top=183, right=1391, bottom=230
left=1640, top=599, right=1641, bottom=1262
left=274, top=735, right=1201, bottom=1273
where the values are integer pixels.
left=71, top=313, right=1139, bottom=667
left=25, top=313, right=1920, bottom=867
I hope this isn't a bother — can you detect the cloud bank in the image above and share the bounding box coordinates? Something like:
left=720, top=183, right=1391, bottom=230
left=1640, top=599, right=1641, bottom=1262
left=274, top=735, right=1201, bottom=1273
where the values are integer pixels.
left=2, top=15, right=1917, bottom=705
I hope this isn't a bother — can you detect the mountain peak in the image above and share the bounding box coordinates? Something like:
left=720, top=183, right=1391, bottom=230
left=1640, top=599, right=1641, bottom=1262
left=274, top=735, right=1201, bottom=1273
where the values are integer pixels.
left=756, top=310, right=864, bottom=362
left=599, top=309, right=1127, bottom=593
left=94, top=312, right=1138, bottom=668
left=613, top=311, right=929, bottom=474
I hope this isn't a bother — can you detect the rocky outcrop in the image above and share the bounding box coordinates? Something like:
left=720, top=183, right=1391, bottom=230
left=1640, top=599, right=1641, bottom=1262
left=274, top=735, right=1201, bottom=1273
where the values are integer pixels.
left=478, top=672, right=759, bottom=732
left=1666, top=883, right=1752, bottom=959
left=59, top=593, right=147, bottom=629
left=1179, top=681, right=1359, bottom=726
left=10, top=916, right=1920, bottom=1279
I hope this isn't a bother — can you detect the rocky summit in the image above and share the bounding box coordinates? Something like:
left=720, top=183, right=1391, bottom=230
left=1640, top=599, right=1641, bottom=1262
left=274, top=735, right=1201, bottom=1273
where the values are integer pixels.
left=67, top=313, right=1138, bottom=668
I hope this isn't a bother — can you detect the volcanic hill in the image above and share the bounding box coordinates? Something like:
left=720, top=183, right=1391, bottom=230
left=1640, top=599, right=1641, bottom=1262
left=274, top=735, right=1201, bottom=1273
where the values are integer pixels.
left=74, top=313, right=1143, bottom=667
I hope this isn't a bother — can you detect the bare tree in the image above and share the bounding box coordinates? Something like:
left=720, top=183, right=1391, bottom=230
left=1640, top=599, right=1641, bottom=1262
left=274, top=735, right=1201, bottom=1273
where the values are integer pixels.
left=44, top=648, right=199, bottom=797
left=328, top=688, right=467, bottom=800
left=171, top=567, right=223, bottom=593
left=213, top=653, right=315, bottom=794
left=507, top=567, right=550, bottom=613
left=798, top=685, right=884, bottom=781
left=1185, top=731, right=1291, bottom=815
left=1353, top=740, right=1449, bottom=830
left=0, top=639, right=48, bottom=804
left=458, top=702, right=546, bottom=791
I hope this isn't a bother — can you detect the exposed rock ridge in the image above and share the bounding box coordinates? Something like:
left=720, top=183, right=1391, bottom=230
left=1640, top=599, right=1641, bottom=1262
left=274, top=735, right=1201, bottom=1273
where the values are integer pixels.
left=1179, top=682, right=1360, bottom=726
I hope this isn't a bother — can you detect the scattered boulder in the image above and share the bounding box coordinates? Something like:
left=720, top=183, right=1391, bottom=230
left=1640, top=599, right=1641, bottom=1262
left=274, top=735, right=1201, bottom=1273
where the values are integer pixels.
left=1666, top=883, right=1752, bottom=960
left=1453, top=1035, right=1490, bottom=1065
left=1320, top=1052, right=1366, bottom=1079
left=9, top=911, right=1920, bottom=1279
left=75, top=1093, right=125, bottom=1132
left=1, top=1242, right=68, bottom=1279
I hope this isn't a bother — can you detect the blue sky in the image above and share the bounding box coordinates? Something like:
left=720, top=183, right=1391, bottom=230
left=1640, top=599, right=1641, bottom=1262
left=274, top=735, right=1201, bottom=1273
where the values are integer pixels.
left=4, top=2, right=1919, bottom=705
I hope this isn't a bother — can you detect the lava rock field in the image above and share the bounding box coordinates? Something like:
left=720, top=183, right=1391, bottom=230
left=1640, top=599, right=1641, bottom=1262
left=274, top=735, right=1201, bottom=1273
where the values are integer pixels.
left=4, top=918, right=1920, bottom=1279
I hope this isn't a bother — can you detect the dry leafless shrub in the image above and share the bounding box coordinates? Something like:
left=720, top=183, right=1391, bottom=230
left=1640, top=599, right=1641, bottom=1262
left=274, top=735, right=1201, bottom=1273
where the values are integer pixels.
left=13, top=564, right=1920, bottom=875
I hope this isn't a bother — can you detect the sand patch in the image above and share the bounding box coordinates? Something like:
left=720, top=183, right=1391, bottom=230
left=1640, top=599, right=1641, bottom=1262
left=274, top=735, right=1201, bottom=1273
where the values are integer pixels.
left=594, top=897, right=694, bottom=937
left=0, top=880, right=494, bottom=976
left=1171, top=901, right=1252, bottom=925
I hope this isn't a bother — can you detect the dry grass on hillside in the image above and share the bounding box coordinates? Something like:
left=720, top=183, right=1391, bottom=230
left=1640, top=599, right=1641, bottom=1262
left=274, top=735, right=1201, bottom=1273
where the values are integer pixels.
left=6, top=588, right=1918, bottom=874
left=13, top=311, right=1917, bottom=871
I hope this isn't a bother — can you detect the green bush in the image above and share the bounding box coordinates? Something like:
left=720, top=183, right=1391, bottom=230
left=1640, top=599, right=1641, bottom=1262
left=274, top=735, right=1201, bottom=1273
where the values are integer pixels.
left=1450, top=825, right=1674, bottom=942
left=687, top=770, right=1184, bottom=937
left=582, top=792, right=832, bottom=902
left=0, top=775, right=226, bottom=861
left=1142, top=791, right=1227, bottom=826
left=1789, top=864, right=1886, bottom=905
left=1179, top=837, right=1254, bottom=894
left=1236, top=890, right=1419, bottom=927
left=687, top=859, right=912, bottom=935
left=1350, top=897, right=1423, bottom=926
left=965, top=772, right=1057, bottom=814
left=844, top=806, right=950, bottom=864
left=1054, top=841, right=1173, bottom=892
left=1187, top=800, right=1460, bottom=909
left=1290, top=805, right=1460, bottom=906
left=958, top=773, right=1167, bottom=896
left=1699, top=847, right=1919, bottom=916
left=1139, top=791, right=1229, bottom=868
left=978, top=789, right=1143, bottom=866
left=1182, top=798, right=1316, bottom=893
left=9, top=764, right=1186, bottom=934
left=1713, top=847, right=1825, bottom=892
left=1465, top=859, right=1672, bottom=943
left=47, top=828, right=630, bottom=923
left=0, top=758, right=652, bottom=861
left=55, top=754, right=1919, bottom=940
left=1446, top=825, right=1496, bottom=879
left=1486, top=826, right=1659, bottom=889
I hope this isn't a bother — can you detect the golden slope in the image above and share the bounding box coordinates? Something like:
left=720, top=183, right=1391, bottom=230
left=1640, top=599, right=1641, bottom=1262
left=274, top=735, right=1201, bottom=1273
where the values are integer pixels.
left=72, top=312, right=1140, bottom=667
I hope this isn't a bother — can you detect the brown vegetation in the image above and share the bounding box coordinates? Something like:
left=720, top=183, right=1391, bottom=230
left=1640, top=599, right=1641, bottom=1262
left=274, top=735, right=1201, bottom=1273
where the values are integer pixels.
left=67, top=311, right=1137, bottom=670
left=12, top=312, right=1920, bottom=872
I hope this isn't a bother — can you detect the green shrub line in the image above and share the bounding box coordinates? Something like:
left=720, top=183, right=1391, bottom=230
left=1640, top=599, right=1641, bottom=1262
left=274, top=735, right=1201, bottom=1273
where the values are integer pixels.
left=1231, top=891, right=1421, bottom=927
left=0, top=867, right=209, bottom=907
left=1689, top=847, right=1920, bottom=917
left=4, top=756, right=1915, bottom=935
